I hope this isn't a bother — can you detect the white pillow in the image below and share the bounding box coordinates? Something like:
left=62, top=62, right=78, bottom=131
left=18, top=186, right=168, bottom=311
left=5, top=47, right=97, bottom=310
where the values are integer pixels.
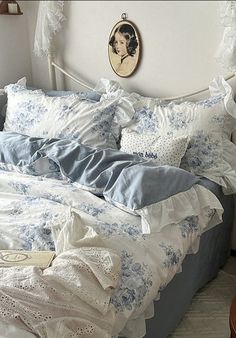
left=3, top=80, right=135, bottom=150
left=120, top=128, right=189, bottom=167
left=117, top=77, right=236, bottom=194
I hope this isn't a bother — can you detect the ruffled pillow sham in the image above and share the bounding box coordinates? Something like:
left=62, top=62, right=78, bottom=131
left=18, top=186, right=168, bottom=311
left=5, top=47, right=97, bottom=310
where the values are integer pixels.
left=117, top=77, right=236, bottom=194
left=3, top=79, right=135, bottom=150
left=14, top=77, right=102, bottom=101
left=120, top=128, right=189, bottom=167
left=1, top=79, right=101, bottom=132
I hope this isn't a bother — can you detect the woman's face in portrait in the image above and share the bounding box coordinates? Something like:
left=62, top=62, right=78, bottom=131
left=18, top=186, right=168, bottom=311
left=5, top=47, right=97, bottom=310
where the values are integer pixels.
left=108, top=19, right=140, bottom=77
left=114, top=32, right=127, bottom=57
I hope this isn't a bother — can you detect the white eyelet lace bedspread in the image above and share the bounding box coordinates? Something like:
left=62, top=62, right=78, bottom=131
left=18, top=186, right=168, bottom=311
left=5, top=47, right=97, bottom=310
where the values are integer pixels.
left=0, top=248, right=119, bottom=338
left=0, top=168, right=223, bottom=338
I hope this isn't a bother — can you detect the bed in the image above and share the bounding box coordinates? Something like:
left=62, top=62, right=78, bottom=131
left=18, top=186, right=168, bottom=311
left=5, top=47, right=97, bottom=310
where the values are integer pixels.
left=0, top=64, right=235, bottom=338
left=145, top=179, right=234, bottom=338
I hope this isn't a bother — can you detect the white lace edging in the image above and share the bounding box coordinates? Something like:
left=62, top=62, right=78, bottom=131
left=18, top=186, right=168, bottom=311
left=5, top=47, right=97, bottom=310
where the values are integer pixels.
left=135, top=184, right=223, bottom=234
left=95, top=78, right=136, bottom=127
left=215, top=1, right=236, bottom=71
left=195, top=144, right=236, bottom=196
left=34, top=1, right=65, bottom=57
left=209, top=76, right=236, bottom=193
left=49, top=210, right=121, bottom=291
left=221, top=139, right=236, bottom=194
left=95, top=78, right=123, bottom=93
left=209, top=76, right=236, bottom=119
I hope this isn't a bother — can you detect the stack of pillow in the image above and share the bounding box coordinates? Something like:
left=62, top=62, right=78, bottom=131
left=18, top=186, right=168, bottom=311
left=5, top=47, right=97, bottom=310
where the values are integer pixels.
left=2, top=76, right=236, bottom=194
left=96, top=77, right=236, bottom=194
left=2, top=77, right=135, bottom=150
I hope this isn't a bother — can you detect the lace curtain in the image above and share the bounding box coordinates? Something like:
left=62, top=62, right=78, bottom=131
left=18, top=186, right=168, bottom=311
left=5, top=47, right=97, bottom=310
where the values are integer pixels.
left=215, top=1, right=236, bottom=71
left=34, top=1, right=65, bottom=57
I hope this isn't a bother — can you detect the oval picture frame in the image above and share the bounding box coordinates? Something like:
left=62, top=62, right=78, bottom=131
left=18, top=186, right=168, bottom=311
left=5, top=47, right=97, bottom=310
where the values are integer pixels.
left=108, top=19, right=141, bottom=78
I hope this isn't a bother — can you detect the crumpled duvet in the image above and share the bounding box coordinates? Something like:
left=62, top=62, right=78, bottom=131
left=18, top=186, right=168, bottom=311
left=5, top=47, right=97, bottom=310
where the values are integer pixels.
left=0, top=131, right=224, bottom=338
left=0, top=132, right=223, bottom=233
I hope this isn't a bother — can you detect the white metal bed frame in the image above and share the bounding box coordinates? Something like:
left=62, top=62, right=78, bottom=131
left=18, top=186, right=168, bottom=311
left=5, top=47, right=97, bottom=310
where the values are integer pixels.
left=1, top=53, right=236, bottom=101
left=47, top=56, right=236, bottom=144
left=47, top=54, right=236, bottom=101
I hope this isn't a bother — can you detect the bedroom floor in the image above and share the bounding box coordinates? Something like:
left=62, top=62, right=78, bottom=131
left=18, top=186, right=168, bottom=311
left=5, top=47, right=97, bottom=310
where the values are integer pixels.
left=222, top=255, right=236, bottom=275
left=170, top=255, right=236, bottom=338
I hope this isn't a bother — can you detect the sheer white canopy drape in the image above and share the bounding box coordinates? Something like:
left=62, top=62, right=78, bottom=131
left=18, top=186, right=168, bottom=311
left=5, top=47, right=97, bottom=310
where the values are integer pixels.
left=215, top=1, right=236, bottom=71
left=34, top=0, right=65, bottom=57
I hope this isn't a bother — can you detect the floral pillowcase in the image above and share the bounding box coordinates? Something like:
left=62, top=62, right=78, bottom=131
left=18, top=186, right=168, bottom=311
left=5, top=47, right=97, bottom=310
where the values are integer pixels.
left=120, top=77, right=236, bottom=194
left=3, top=80, right=136, bottom=150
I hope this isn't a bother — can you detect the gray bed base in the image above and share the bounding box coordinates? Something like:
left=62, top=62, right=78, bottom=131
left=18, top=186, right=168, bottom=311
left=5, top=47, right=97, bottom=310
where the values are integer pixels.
left=145, top=180, right=234, bottom=338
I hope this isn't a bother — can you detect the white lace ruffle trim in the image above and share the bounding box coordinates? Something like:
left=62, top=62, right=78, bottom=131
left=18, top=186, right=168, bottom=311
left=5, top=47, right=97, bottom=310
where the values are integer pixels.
left=208, top=76, right=236, bottom=194
left=34, top=1, right=65, bottom=57
left=215, top=1, right=236, bottom=71
left=136, top=184, right=223, bottom=234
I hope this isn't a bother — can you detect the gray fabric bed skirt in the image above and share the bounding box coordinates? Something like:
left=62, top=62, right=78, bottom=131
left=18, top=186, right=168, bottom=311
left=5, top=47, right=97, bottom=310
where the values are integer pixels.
left=145, top=179, right=234, bottom=338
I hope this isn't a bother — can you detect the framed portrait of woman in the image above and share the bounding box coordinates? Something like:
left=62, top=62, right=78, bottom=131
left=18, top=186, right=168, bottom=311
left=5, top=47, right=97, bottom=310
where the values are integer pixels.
left=108, top=19, right=141, bottom=78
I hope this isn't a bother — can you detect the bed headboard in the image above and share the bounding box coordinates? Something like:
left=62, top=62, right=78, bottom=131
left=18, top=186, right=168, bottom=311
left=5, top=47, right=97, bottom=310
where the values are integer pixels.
left=47, top=54, right=236, bottom=101
left=47, top=55, right=236, bottom=145
left=0, top=53, right=236, bottom=102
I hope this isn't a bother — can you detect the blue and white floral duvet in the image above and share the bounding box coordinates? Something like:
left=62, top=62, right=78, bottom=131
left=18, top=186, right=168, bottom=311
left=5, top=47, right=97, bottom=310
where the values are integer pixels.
left=0, top=133, right=224, bottom=338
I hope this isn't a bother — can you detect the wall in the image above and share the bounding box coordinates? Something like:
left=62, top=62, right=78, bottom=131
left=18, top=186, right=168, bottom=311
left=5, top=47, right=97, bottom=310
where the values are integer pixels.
left=26, top=1, right=227, bottom=97
left=0, top=1, right=31, bottom=86
left=0, top=1, right=32, bottom=107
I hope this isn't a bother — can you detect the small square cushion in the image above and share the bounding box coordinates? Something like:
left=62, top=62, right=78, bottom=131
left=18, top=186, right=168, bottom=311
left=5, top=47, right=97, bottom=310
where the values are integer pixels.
left=120, top=128, right=189, bottom=167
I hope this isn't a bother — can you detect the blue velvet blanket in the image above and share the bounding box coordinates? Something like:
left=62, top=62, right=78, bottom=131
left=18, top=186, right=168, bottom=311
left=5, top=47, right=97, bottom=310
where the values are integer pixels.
left=0, top=132, right=200, bottom=211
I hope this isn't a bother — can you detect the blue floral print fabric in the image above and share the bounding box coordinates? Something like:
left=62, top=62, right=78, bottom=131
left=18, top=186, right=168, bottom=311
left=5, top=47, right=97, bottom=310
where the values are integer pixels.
left=119, top=77, right=236, bottom=193
left=3, top=81, right=134, bottom=150
left=0, top=131, right=199, bottom=218
left=0, top=130, right=223, bottom=338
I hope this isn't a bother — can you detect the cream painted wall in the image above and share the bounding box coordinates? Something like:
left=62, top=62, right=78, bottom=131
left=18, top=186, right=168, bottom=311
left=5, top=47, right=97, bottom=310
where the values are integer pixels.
left=26, top=1, right=227, bottom=97
left=0, top=1, right=31, bottom=87
left=0, top=1, right=32, bottom=107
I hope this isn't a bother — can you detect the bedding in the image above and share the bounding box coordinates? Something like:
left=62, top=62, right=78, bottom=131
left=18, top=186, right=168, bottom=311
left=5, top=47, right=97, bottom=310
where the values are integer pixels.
left=0, top=80, right=100, bottom=132
left=120, top=130, right=189, bottom=166
left=3, top=79, right=135, bottom=149
left=0, top=132, right=222, bottom=233
left=97, top=77, right=236, bottom=194
left=0, top=131, right=224, bottom=338
left=1, top=98, right=100, bottom=132
left=14, top=77, right=101, bottom=101
left=145, top=178, right=234, bottom=338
